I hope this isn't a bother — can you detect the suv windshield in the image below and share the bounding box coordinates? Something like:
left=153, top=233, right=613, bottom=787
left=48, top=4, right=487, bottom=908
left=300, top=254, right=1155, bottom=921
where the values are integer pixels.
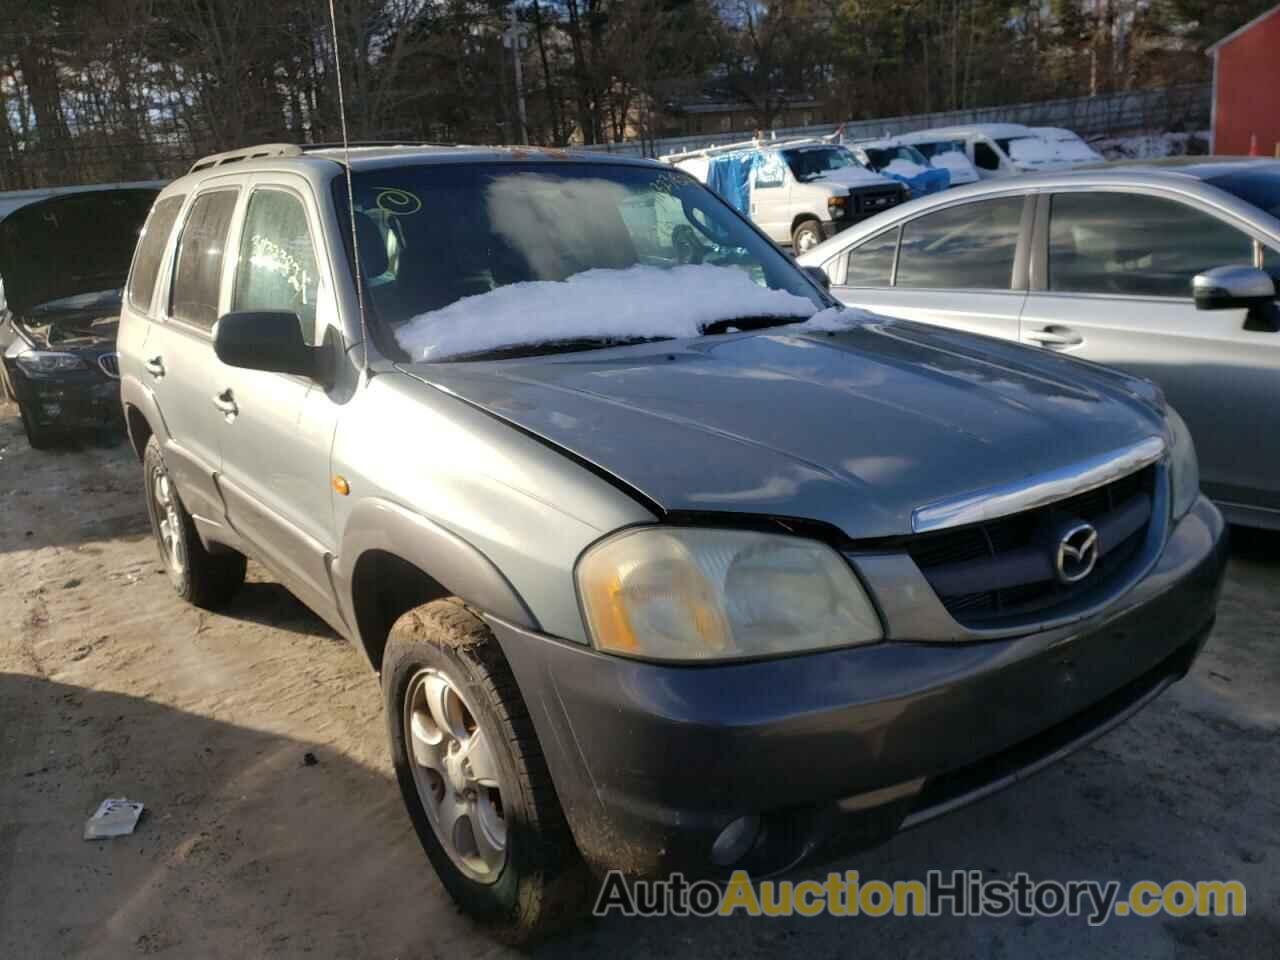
left=913, top=140, right=964, bottom=159
left=781, top=146, right=865, bottom=182
left=338, top=161, right=824, bottom=361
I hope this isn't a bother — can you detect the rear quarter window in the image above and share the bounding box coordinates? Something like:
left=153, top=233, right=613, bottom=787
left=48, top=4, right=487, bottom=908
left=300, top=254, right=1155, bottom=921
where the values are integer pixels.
left=128, top=195, right=185, bottom=313
left=170, top=190, right=238, bottom=329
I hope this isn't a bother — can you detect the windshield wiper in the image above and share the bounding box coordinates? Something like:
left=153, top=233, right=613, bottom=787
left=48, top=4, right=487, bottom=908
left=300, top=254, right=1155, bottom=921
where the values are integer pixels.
left=701, top=315, right=810, bottom=336
left=442, top=335, right=674, bottom=362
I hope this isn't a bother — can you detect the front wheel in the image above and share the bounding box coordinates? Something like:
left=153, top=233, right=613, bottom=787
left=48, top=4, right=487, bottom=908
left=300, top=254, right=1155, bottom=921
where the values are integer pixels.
left=143, top=435, right=245, bottom=609
left=792, top=218, right=823, bottom=253
left=383, top=599, right=588, bottom=943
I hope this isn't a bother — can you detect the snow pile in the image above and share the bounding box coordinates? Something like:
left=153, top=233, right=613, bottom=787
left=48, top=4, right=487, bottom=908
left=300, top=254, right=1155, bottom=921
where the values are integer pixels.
left=814, top=166, right=891, bottom=188
left=1094, top=131, right=1210, bottom=161
left=397, top=264, right=827, bottom=361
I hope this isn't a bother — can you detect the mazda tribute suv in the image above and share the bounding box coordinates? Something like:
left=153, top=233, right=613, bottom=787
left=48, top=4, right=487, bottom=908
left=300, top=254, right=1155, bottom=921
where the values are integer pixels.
left=117, top=143, right=1227, bottom=942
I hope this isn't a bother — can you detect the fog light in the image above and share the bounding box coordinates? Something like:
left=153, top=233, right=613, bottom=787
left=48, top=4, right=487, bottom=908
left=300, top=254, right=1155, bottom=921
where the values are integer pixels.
left=711, top=814, right=761, bottom=866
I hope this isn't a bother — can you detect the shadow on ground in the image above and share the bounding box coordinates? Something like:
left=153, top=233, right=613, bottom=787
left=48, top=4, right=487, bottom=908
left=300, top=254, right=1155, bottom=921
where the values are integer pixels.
left=0, top=673, right=471, bottom=959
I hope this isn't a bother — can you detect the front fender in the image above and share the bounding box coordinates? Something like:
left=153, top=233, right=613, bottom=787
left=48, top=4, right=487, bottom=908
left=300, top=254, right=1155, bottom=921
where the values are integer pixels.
left=332, top=497, right=539, bottom=646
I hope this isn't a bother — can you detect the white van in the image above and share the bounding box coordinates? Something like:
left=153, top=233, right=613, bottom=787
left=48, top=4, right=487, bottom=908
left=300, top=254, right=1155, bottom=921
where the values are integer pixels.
left=663, top=138, right=908, bottom=252
left=899, top=123, right=1066, bottom=178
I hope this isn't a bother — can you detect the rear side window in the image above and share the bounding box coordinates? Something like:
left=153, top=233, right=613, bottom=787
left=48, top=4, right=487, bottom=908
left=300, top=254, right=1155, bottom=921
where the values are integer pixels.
left=128, top=195, right=184, bottom=312
left=895, top=197, right=1023, bottom=290
left=843, top=227, right=898, bottom=287
left=1048, top=192, right=1253, bottom=298
left=171, top=190, right=238, bottom=329
left=232, top=190, right=322, bottom=343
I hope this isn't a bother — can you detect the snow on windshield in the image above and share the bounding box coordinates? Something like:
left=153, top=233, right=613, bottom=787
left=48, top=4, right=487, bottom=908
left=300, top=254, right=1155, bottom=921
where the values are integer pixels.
left=396, top=263, right=831, bottom=361
left=1005, top=137, right=1057, bottom=163
left=882, top=158, right=926, bottom=178
left=814, top=165, right=889, bottom=188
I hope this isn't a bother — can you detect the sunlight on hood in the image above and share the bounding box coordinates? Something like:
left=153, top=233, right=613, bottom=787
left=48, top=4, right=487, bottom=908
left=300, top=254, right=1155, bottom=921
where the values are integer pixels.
left=395, top=263, right=859, bottom=361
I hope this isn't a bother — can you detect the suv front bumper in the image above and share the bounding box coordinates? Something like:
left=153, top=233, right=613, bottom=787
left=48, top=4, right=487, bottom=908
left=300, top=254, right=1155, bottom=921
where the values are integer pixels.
left=489, top=495, right=1227, bottom=879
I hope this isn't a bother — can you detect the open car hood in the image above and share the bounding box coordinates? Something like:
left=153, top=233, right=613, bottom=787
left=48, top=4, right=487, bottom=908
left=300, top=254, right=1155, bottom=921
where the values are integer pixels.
left=0, top=186, right=160, bottom=316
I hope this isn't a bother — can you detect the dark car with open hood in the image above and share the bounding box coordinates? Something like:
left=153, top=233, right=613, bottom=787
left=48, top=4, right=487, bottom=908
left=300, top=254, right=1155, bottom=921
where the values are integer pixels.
left=0, top=183, right=163, bottom=448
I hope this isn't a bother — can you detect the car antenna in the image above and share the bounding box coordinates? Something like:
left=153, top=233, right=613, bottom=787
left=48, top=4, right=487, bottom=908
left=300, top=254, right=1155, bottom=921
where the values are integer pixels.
left=326, top=0, right=370, bottom=376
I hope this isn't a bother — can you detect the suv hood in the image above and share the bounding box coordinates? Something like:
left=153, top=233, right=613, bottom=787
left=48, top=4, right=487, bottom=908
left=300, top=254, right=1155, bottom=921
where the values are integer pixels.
left=0, top=187, right=158, bottom=316
left=403, top=318, right=1166, bottom=539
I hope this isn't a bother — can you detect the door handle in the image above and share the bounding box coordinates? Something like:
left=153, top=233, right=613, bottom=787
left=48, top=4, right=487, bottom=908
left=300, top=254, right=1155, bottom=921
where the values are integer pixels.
left=144, top=356, right=165, bottom=378
left=1025, top=326, right=1083, bottom=348
left=212, top=388, right=238, bottom=419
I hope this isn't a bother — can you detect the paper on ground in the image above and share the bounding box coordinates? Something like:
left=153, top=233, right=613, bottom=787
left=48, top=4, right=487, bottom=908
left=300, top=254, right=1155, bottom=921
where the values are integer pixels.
left=84, top=798, right=144, bottom=840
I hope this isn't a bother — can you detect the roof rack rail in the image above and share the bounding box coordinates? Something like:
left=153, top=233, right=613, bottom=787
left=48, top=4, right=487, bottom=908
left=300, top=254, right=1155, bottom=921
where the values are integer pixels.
left=659, top=132, right=839, bottom=162
left=188, top=143, right=304, bottom=173
left=296, top=140, right=458, bottom=152
left=188, top=140, right=464, bottom=173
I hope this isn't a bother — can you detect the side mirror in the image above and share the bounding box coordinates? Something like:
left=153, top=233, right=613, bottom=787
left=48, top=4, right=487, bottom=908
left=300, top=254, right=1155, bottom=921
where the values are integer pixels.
left=803, top=265, right=832, bottom=290
left=214, top=311, right=333, bottom=385
left=1192, top=265, right=1279, bottom=332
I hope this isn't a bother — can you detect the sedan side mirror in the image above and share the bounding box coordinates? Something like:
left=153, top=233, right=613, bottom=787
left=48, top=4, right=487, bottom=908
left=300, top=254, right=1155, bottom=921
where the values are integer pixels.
left=1192, top=265, right=1279, bottom=331
left=803, top=265, right=832, bottom=290
left=214, top=311, right=334, bottom=386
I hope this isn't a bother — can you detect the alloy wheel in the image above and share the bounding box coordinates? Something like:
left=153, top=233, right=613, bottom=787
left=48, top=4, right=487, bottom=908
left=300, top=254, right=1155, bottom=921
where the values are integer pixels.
left=403, top=667, right=508, bottom=883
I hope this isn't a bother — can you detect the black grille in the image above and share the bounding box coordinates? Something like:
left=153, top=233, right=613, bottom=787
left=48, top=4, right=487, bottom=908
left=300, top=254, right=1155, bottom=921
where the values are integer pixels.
left=97, top=353, right=120, bottom=379
left=907, top=466, right=1156, bottom=627
left=854, top=188, right=904, bottom=216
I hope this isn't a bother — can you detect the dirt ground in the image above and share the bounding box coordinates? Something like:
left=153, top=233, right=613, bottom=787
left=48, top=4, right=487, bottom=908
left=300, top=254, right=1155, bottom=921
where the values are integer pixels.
left=1, top=400, right=1277, bottom=960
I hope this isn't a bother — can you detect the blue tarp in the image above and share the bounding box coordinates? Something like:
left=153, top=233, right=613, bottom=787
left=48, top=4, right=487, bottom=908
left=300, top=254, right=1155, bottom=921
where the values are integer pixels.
left=705, top=151, right=759, bottom=215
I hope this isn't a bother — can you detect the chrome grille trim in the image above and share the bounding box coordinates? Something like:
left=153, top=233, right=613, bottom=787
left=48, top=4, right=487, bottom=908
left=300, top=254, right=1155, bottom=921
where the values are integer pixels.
left=97, top=353, right=121, bottom=379
left=911, top=436, right=1166, bottom=534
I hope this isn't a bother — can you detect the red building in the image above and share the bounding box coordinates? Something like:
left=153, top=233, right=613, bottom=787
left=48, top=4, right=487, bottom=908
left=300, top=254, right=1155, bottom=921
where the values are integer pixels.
left=1209, top=4, right=1280, bottom=156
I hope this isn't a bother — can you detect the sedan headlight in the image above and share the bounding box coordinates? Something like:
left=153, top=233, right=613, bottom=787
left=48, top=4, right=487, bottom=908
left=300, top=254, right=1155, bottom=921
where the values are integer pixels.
left=576, top=527, right=882, bottom=662
left=1167, top=406, right=1200, bottom=520
left=15, top=350, right=87, bottom=374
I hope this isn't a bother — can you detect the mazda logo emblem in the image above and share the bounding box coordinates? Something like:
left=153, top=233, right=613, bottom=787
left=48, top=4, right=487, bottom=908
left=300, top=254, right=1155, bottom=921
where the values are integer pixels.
left=1055, top=522, right=1099, bottom=583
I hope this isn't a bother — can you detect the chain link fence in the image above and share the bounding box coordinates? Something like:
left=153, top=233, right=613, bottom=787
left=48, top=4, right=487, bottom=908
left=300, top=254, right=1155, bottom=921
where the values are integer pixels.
left=583, top=83, right=1213, bottom=159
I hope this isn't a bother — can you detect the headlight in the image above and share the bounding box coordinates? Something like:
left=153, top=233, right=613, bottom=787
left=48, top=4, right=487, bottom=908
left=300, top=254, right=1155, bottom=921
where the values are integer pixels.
left=827, top=195, right=848, bottom=219
left=576, top=527, right=882, bottom=662
left=15, top=351, right=87, bottom=374
left=1167, top=406, right=1200, bottom=520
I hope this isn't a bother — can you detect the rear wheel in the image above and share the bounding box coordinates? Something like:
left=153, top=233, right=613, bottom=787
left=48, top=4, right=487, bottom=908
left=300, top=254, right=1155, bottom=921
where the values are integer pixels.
left=143, top=435, right=245, bottom=609
left=792, top=218, right=823, bottom=254
left=383, top=599, right=588, bottom=943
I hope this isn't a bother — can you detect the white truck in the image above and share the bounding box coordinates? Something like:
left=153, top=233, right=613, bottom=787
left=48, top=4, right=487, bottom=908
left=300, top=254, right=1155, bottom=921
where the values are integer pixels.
left=662, top=137, right=909, bottom=252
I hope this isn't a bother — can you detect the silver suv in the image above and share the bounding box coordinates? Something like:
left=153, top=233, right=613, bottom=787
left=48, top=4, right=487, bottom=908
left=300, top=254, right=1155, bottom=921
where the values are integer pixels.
left=119, top=143, right=1227, bottom=942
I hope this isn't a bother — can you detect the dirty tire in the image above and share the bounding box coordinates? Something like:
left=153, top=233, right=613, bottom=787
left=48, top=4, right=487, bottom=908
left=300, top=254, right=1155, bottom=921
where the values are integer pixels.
left=791, top=218, right=823, bottom=253
left=143, top=434, right=246, bottom=609
left=383, top=598, right=589, bottom=944
left=17, top=398, right=57, bottom=450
